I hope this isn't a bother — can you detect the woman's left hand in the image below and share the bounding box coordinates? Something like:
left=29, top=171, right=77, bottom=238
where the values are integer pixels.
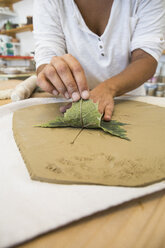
left=60, top=81, right=115, bottom=121
left=90, top=81, right=115, bottom=121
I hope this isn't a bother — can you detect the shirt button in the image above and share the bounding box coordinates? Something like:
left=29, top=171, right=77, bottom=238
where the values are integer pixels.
left=98, top=38, right=101, bottom=41
left=101, top=53, right=104, bottom=56
left=99, top=45, right=103, bottom=49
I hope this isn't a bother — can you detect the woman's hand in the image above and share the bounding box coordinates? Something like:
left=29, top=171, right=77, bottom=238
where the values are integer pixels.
left=37, top=54, right=89, bottom=101
left=90, top=81, right=115, bottom=121
left=60, top=81, right=115, bottom=121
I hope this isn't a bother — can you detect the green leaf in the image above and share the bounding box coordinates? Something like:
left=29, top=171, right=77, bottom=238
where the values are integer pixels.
left=36, top=99, right=129, bottom=140
left=101, top=120, right=130, bottom=141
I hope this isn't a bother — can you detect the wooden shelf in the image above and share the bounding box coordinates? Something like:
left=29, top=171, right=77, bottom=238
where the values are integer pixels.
left=0, top=0, right=21, bottom=6
left=0, top=24, right=33, bottom=37
left=0, top=55, right=34, bottom=60
left=0, top=72, right=35, bottom=79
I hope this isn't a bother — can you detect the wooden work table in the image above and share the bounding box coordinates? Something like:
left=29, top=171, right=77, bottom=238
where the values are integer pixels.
left=1, top=80, right=165, bottom=248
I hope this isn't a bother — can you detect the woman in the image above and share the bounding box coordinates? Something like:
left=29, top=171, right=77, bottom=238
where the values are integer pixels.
left=33, top=0, right=165, bottom=120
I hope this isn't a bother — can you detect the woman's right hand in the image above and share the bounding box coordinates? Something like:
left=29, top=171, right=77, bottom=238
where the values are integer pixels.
left=37, top=54, right=89, bottom=102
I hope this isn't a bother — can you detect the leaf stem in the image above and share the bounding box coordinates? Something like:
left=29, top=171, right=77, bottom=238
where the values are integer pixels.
left=70, top=128, right=84, bottom=145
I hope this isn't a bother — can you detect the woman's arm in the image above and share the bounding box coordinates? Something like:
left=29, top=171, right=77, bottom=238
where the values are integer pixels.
left=107, top=49, right=157, bottom=97
left=90, top=49, right=157, bottom=121
left=33, top=0, right=89, bottom=101
left=90, top=0, right=165, bottom=121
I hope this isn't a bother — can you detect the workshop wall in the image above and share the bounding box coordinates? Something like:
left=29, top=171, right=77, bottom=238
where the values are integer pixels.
left=13, top=0, right=34, bottom=56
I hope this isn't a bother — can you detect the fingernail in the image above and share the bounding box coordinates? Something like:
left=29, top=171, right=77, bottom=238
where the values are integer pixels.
left=72, top=92, right=80, bottom=101
left=53, top=90, right=58, bottom=96
left=60, top=106, right=65, bottom=113
left=81, top=90, right=89, bottom=99
left=104, top=116, right=111, bottom=121
left=65, top=92, right=70, bottom=99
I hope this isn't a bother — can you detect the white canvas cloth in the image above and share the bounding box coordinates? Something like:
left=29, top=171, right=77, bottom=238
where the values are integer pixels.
left=0, top=96, right=165, bottom=248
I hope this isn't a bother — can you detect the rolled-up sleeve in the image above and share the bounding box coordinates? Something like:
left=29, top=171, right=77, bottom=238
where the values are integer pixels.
left=131, top=0, right=165, bottom=62
left=33, top=0, right=66, bottom=69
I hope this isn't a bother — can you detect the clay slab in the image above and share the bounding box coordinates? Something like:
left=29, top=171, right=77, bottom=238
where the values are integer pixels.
left=13, top=100, right=165, bottom=186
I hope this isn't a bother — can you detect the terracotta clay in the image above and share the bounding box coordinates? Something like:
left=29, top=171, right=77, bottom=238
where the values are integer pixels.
left=13, top=100, right=165, bottom=186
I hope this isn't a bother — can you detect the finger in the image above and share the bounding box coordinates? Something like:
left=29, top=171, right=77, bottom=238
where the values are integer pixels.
left=60, top=103, right=72, bottom=113
left=98, top=102, right=105, bottom=115
left=37, top=72, right=57, bottom=94
left=44, top=64, right=69, bottom=99
left=103, top=104, right=114, bottom=121
left=62, top=54, right=89, bottom=100
left=51, top=57, right=80, bottom=101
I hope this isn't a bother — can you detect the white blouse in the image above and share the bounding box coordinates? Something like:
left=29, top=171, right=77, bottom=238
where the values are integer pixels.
left=33, top=0, right=165, bottom=90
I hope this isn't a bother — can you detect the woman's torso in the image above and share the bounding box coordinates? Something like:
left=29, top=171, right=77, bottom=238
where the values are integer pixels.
left=54, top=0, right=139, bottom=89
